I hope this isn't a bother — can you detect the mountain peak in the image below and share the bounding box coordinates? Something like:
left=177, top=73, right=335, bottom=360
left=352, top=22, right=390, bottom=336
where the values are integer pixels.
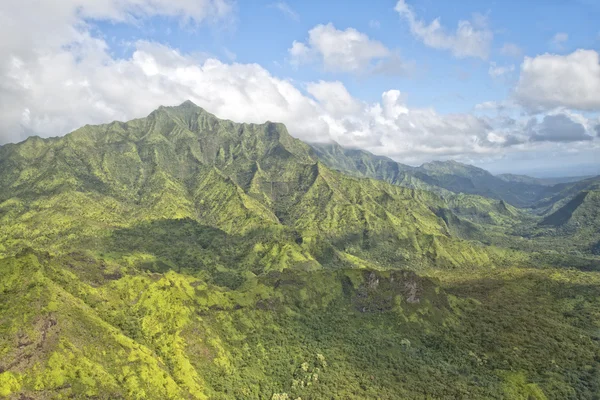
left=179, top=99, right=198, bottom=108
left=165, top=100, right=213, bottom=116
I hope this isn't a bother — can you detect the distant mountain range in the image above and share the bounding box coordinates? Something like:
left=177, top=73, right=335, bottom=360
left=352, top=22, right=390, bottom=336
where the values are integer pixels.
left=311, top=141, right=598, bottom=209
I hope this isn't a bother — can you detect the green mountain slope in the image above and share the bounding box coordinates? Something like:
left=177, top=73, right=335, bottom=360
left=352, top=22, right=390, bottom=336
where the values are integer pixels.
left=1, top=102, right=600, bottom=399
left=311, top=141, right=600, bottom=265
left=311, top=142, right=556, bottom=207
left=498, top=173, right=593, bottom=186
left=0, top=102, right=515, bottom=272
left=533, top=176, right=600, bottom=213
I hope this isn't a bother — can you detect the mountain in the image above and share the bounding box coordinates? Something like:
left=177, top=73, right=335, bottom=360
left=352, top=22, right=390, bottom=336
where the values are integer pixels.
left=311, top=143, right=553, bottom=208
left=533, top=176, right=600, bottom=212
left=1, top=102, right=600, bottom=399
left=311, top=142, right=600, bottom=263
left=534, top=185, right=600, bottom=254
left=540, top=190, right=600, bottom=227
left=498, top=173, right=593, bottom=186
left=0, top=102, right=503, bottom=273
left=310, top=142, right=415, bottom=183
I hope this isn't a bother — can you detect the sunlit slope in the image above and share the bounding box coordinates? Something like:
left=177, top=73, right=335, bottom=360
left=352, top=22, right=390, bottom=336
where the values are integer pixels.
left=3, top=251, right=600, bottom=399
left=0, top=101, right=515, bottom=271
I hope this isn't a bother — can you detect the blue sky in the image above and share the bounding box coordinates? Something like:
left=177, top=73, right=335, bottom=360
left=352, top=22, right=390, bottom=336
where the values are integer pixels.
left=95, top=0, right=599, bottom=111
left=1, top=0, right=599, bottom=176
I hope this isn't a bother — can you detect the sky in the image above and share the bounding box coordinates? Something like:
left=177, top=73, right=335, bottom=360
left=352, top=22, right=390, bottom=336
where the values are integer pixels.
left=1, top=0, right=599, bottom=177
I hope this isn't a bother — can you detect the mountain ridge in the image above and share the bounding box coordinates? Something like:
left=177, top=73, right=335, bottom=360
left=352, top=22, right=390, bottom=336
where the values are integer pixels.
left=311, top=141, right=598, bottom=209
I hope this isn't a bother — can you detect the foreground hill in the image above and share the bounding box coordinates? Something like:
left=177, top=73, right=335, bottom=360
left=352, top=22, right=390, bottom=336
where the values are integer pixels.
left=1, top=102, right=599, bottom=399
left=4, top=250, right=600, bottom=399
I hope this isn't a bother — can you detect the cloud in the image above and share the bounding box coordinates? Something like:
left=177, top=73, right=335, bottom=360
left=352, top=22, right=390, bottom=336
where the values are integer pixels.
left=550, top=32, right=568, bottom=49
left=0, top=17, right=510, bottom=166
left=306, top=81, right=361, bottom=117
left=0, top=0, right=229, bottom=143
left=488, top=62, right=514, bottom=78
left=475, top=101, right=501, bottom=111
left=528, top=114, right=593, bottom=142
left=500, top=43, right=523, bottom=58
left=595, top=124, right=600, bottom=137
left=394, top=0, right=493, bottom=59
left=474, top=100, right=516, bottom=113
left=288, top=23, right=410, bottom=75
left=269, top=2, right=299, bottom=21
left=369, top=20, right=381, bottom=29
left=514, top=49, right=600, bottom=111
left=0, top=0, right=597, bottom=168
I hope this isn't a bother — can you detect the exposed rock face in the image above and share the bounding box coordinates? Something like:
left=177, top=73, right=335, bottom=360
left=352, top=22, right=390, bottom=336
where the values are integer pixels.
left=404, top=280, right=420, bottom=304
left=352, top=270, right=432, bottom=313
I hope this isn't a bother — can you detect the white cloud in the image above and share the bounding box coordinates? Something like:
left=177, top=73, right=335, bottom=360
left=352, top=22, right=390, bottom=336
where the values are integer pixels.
left=288, top=41, right=313, bottom=65
left=0, top=19, right=511, bottom=165
left=550, top=32, right=569, bottom=49
left=0, top=0, right=230, bottom=143
left=288, top=23, right=410, bottom=75
left=514, top=49, right=600, bottom=111
left=306, top=81, right=361, bottom=117
left=475, top=101, right=501, bottom=111
left=270, top=2, right=299, bottom=21
left=0, top=0, right=597, bottom=169
left=394, top=0, right=493, bottom=59
left=488, top=62, right=514, bottom=78
left=0, top=0, right=232, bottom=62
left=500, top=43, right=523, bottom=58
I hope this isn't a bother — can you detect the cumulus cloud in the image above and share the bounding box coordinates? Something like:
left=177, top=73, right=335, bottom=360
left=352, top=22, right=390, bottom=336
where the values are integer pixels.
left=528, top=114, right=593, bottom=142
left=514, top=50, right=600, bottom=111
left=288, top=23, right=411, bottom=75
left=0, top=20, right=510, bottom=165
left=0, top=0, right=229, bottom=143
left=0, top=0, right=597, bottom=168
left=394, top=0, right=493, bottom=59
left=306, top=81, right=361, bottom=117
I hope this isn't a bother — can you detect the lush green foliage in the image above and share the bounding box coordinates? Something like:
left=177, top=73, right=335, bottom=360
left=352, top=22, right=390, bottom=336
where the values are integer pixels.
left=312, top=142, right=597, bottom=210
left=1, top=102, right=599, bottom=399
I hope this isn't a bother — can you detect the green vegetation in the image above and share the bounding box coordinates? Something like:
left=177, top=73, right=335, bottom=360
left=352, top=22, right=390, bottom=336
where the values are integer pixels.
left=311, top=141, right=596, bottom=210
left=1, top=101, right=599, bottom=398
